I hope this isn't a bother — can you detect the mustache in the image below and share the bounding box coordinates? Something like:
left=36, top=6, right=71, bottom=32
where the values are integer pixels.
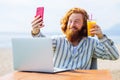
left=69, top=26, right=78, bottom=29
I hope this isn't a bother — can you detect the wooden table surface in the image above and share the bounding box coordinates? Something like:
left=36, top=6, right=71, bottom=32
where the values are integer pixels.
left=0, top=70, right=112, bottom=80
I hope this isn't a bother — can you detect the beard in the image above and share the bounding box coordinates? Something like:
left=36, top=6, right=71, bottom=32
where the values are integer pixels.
left=65, top=26, right=82, bottom=43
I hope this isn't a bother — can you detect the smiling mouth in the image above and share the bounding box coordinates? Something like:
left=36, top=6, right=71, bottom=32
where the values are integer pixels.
left=70, top=27, right=77, bottom=31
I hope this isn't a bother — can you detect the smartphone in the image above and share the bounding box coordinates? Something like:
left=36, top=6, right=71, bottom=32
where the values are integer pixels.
left=35, top=7, right=44, bottom=20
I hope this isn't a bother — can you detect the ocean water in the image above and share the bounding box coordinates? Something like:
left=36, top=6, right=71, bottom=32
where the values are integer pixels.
left=0, top=32, right=61, bottom=48
left=0, top=32, right=32, bottom=48
left=0, top=32, right=120, bottom=48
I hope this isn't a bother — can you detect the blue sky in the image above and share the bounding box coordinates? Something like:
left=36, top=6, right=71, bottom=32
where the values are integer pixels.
left=0, top=0, right=120, bottom=34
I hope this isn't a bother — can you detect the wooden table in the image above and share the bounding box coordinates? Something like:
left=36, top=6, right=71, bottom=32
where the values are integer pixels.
left=0, top=70, right=112, bottom=80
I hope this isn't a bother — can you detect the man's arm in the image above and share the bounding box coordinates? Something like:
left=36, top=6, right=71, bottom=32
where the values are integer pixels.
left=93, top=35, right=119, bottom=60
left=31, top=15, right=45, bottom=37
left=90, top=24, right=119, bottom=60
left=31, top=29, right=45, bottom=37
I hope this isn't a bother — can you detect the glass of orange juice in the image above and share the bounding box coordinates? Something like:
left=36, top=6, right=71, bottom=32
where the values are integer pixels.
left=87, top=20, right=96, bottom=37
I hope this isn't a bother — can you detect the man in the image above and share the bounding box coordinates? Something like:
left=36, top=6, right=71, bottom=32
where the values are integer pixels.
left=31, top=7, right=119, bottom=69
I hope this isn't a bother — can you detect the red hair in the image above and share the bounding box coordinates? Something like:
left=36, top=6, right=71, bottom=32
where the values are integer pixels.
left=61, top=7, right=89, bottom=37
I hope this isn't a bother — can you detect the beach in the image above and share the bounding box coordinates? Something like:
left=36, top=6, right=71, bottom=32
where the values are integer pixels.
left=0, top=45, right=120, bottom=80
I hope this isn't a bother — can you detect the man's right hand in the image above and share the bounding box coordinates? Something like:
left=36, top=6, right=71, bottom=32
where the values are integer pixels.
left=31, top=15, right=44, bottom=35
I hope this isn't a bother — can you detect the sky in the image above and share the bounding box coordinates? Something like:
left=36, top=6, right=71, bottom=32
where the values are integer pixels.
left=0, top=0, right=120, bottom=34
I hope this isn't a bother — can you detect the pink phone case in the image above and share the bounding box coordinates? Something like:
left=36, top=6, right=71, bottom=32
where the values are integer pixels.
left=35, top=7, right=44, bottom=20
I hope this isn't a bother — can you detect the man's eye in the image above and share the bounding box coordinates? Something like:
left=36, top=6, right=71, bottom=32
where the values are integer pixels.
left=75, top=21, right=79, bottom=23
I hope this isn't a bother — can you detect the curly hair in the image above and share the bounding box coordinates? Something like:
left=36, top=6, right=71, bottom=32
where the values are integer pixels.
left=61, top=7, right=89, bottom=37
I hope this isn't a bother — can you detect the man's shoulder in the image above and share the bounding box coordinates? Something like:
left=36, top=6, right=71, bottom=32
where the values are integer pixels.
left=86, top=37, right=99, bottom=42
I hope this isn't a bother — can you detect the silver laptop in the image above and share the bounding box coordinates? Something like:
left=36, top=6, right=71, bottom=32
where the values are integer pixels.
left=12, top=37, right=69, bottom=73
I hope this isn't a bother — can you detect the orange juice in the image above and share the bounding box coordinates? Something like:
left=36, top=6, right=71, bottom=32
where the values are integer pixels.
left=87, top=20, right=96, bottom=37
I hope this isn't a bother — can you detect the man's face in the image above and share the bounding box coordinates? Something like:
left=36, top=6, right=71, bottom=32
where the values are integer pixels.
left=67, top=13, right=83, bottom=33
left=66, top=13, right=84, bottom=42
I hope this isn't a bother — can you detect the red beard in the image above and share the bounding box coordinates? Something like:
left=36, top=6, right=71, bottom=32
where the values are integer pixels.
left=65, top=27, right=81, bottom=43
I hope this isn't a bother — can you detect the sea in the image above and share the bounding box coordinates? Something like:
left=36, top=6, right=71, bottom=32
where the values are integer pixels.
left=0, top=32, right=61, bottom=48
left=0, top=32, right=120, bottom=48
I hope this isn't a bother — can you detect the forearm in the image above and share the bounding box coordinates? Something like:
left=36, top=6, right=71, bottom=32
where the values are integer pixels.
left=31, top=29, right=45, bottom=37
left=31, top=15, right=45, bottom=37
left=94, top=35, right=119, bottom=60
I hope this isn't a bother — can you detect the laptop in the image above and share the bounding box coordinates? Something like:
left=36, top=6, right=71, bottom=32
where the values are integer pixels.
left=12, top=37, right=69, bottom=73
